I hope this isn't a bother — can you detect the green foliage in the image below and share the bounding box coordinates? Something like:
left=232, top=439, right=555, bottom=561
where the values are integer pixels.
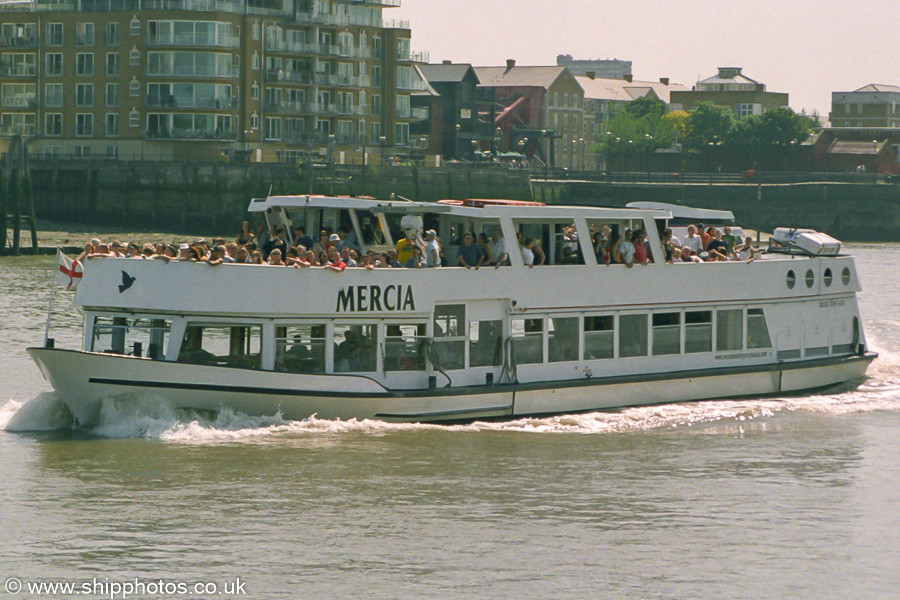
left=723, top=107, right=814, bottom=167
left=625, top=95, right=668, bottom=120
left=683, top=102, right=735, bottom=151
left=596, top=96, right=674, bottom=158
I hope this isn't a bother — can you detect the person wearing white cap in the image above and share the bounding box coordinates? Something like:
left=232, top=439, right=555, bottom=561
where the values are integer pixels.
left=425, top=230, right=441, bottom=268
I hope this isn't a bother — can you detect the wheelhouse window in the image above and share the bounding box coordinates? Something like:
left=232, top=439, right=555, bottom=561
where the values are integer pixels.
left=333, top=323, right=376, bottom=373
left=584, top=315, right=613, bottom=360
left=652, top=312, right=680, bottom=356
left=548, top=316, right=578, bottom=362
left=685, top=311, right=712, bottom=353
left=433, top=305, right=465, bottom=370
left=716, top=309, right=743, bottom=351
left=178, top=324, right=261, bottom=369
left=384, top=323, right=427, bottom=372
left=619, top=314, right=648, bottom=358
left=469, top=320, right=502, bottom=367
left=513, top=318, right=543, bottom=364
left=91, top=316, right=170, bottom=359
left=275, top=324, right=325, bottom=373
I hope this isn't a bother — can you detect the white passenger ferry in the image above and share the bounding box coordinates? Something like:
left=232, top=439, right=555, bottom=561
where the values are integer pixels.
left=29, top=195, right=875, bottom=424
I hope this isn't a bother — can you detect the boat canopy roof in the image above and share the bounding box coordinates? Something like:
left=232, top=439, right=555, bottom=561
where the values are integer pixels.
left=250, top=195, right=672, bottom=221
left=626, top=201, right=734, bottom=222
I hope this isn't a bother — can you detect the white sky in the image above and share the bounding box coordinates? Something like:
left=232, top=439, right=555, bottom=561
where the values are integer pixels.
left=393, top=0, right=900, bottom=117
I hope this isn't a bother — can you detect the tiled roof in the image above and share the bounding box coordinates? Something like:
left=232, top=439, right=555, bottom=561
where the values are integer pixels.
left=852, top=84, right=900, bottom=93
left=473, top=66, right=568, bottom=89
left=828, top=140, right=886, bottom=155
left=575, top=76, right=687, bottom=104
left=419, top=63, right=477, bottom=84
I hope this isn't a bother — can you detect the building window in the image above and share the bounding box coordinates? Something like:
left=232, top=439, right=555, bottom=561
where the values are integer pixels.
left=395, top=122, right=409, bottom=146
left=106, top=145, right=118, bottom=159
left=129, top=78, right=140, bottom=96
left=129, top=108, right=140, bottom=127
left=130, top=17, right=140, bottom=36
left=106, top=53, right=119, bottom=76
left=106, top=22, right=119, bottom=46
left=75, top=113, right=94, bottom=136
left=43, top=146, right=61, bottom=158
left=250, top=111, right=258, bottom=130
left=0, top=113, right=36, bottom=136
left=130, top=46, right=140, bottom=66
left=619, top=313, right=648, bottom=358
left=513, top=318, right=544, bottom=364
left=44, top=83, right=63, bottom=107
left=47, top=23, right=64, bottom=46
left=45, top=113, right=62, bottom=136
left=74, top=145, right=91, bottom=159
left=76, top=53, right=94, bottom=76
left=265, top=116, right=282, bottom=140
left=106, top=83, right=119, bottom=106
left=76, top=23, right=95, bottom=46
left=252, top=22, right=259, bottom=40
left=106, top=113, right=119, bottom=137
left=45, top=53, right=63, bottom=77
left=75, top=83, right=94, bottom=106
left=251, top=82, right=259, bottom=100
left=252, top=52, right=260, bottom=70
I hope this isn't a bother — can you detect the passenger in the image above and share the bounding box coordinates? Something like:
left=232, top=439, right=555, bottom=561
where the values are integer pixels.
left=264, top=226, right=287, bottom=258
left=292, top=225, right=314, bottom=250
left=237, top=220, right=255, bottom=245
left=341, top=247, right=357, bottom=267
left=182, top=246, right=202, bottom=262
left=255, top=222, right=270, bottom=250
left=405, top=245, right=426, bottom=268
left=680, top=246, right=703, bottom=263
left=593, top=230, right=610, bottom=266
left=165, top=244, right=179, bottom=259
left=489, top=228, right=508, bottom=267
left=456, top=231, right=480, bottom=269
left=126, top=242, right=141, bottom=258
left=425, top=230, right=442, bottom=268
left=395, top=231, right=416, bottom=264
left=283, top=245, right=300, bottom=265
left=292, top=250, right=312, bottom=268
left=205, top=245, right=226, bottom=266
left=701, top=226, right=713, bottom=251
left=386, top=249, right=402, bottom=268
left=358, top=254, right=375, bottom=270
left=312, top=230, right=330, bottom=258
left=632, top=230, right=648, bottom=266
left=225, top=242, right=239, bottom=260
left=267, top=248, right=285, bottom=266
left=619, top=229, right=636, bottom=268
left=608, top=232, right=623, bottom=264
left=249, top=250, right=263, bottom=264
left=706, top=229, right=728, bottom=258
left=684, top=225, right=703, bottom=253
left=721, top=226, right=737, bottom=255
left=520, top=237, right=545, bottom=268
left=305, top=250, right=318, bottom=266
left=324, top=247, right=346, bottom=272
left=110, top=241, right=125, bottom=256
left=736, top=237, right=759, bottom=262
left=317, top=250, right=329, bottom=266
left=235, top=246, right=251, bottom=263
left=178, top=243, right=189, bottom=259
left=667, top=227, right=682, bottom=249
left=475, top=233, right=493, bottom=269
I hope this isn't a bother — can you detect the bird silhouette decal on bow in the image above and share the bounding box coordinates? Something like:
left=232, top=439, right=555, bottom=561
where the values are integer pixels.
left=119, top=271, right=136, bottom=293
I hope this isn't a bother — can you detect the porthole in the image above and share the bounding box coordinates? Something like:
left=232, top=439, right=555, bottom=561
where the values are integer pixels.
left=786, top=270, right=796, bottom=289
left=824, top=268, right=833, bottom=287
left=805, top=269, right=815, bottom=288
left=842, top=267, right=851, bottom=286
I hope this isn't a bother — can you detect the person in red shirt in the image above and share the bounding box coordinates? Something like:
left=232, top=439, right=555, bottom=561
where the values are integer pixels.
left=325, top=247, right=346, bottom=272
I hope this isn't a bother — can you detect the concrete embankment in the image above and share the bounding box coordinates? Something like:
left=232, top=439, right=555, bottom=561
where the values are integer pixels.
left=535, top=181, right=900, bottom=242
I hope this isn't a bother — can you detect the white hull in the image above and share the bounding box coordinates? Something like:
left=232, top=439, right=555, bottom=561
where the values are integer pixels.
left=28, top=348, right=875, bottom=424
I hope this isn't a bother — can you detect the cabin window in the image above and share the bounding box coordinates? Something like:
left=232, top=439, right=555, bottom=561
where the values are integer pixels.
left=746, top=309, right=772, bottom=349
left=469, top=320, right=502, bottom=367
left=786, top=270, right=796, bottom=289
left=333, top=323, right=377, bottom=373
left=823, top=268, right=833, bottom=287
left=685, top=311, right=712, bottom=353
left=716, top=309, right=743, bottom=351
left=178, top=324, right=261, bottom=369
left=384, top=323, right=427, bottom=372
left=91, top=316, right=170, bottom=359
left=355, top=210, right=386, bottom=246
left=512, top=318, right=543, bottom=364
left=583, top=315, right=613, bottom=360
left=548, top=317, right=578, bottom=362
left=652, top=312, right=681, bottom=356
left=275, top=324, right=325, bottom=373
left=618, top=314, right=648, bottom=358
left=433, top=305, right=466, bottom=369
left=553, top=223, right=584, bottom=265
left=841, top=267, right=851, bottom=286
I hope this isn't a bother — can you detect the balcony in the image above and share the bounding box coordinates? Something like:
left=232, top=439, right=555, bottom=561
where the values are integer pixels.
left=264, top=70, right=314, bottom=84
left=146, top=95, right=238, bottom=109
left=146, top=66, right=239, bottom=79
left=145, top=128, right=237, bottom=141
left=0, top=36, right=37, bottom=48
left=147, top=33, right=240, bottom=48
left=264, top=100, right=308, bottom=113
left=1, top=96, right=38, bottom=108
left=0, top=65, right=37, bottom=77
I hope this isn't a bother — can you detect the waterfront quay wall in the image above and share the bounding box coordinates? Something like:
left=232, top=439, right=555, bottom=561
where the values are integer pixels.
left=536, top=181, right=900, bottom=242
left=29, top=160, right=533, bottom=232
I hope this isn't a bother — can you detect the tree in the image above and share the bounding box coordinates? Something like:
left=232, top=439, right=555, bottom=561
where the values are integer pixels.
left=625, top=95, right=668, bottom=120
left=726, top=107, right=815, bottom=169
left=684, top=102, right=735, bottom=151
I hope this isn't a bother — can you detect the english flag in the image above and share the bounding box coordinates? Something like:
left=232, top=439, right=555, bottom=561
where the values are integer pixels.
left=56, top=250, right=83, bottom=289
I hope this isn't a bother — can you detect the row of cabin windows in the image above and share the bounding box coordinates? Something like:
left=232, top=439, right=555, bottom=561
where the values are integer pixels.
left=511, top=308, right=772, bottom=365
left=89, top=308, right=771, bottom=374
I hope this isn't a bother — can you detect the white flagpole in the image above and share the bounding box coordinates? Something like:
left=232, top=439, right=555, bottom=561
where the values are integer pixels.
left=44, top=249, right=60, bottom=347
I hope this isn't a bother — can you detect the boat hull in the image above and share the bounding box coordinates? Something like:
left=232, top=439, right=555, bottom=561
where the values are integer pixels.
left=27, top=348, right=876, bottom=424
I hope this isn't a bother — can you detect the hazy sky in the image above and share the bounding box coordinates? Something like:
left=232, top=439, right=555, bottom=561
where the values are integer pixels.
left=393, top=0, right=900, bottom=117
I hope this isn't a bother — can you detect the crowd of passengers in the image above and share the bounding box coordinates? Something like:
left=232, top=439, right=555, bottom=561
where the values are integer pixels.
left=76, top=219, right=760, bottom=271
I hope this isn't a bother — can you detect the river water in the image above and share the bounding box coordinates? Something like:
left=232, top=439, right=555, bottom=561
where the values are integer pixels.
left=2, top=246, right=899, bottom=599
